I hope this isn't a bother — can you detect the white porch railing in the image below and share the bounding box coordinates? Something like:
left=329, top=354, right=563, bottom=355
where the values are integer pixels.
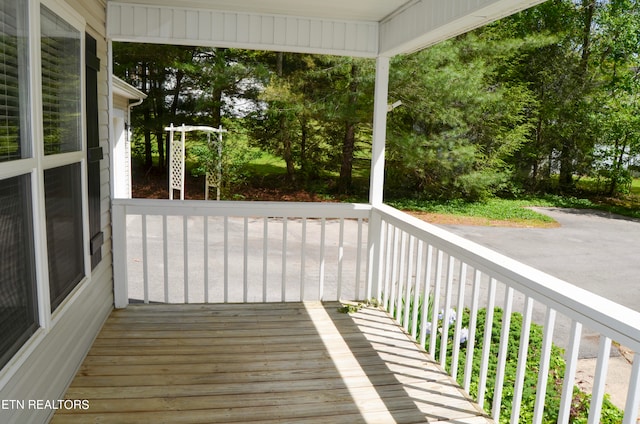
left=112, top=198, right=640, bottom=423
left=369, top=203, right=640, bottom=424
left=112, top=199, right=370, bottom=306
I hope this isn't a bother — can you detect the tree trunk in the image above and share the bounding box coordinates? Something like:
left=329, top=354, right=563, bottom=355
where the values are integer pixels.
left=300, top=118, right=308, bottom=178
left=338, top=61, right=358, bottom=193
left=559, top=0, right=596, bottom=191
left=339, top=122, right=356, bottom=192
left=142, top=63, right=153, bottom=169
left=559, top=143, right=574, bottom=192
left=143, top=126, right=152, bottom=169
left=580, top=0, right=595, bottom=76
left=156, top=131, right=164, bottom=170
left=276, top=52, right=295, bottom=182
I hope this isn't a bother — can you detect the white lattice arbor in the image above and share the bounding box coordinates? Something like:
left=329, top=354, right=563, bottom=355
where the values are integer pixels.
left=166, top=124, right=227, bottom=200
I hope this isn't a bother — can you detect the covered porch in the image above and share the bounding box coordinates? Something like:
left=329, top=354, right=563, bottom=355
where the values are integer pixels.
left=56, top=199, right=640, bottom=422
left=99, top=0, right=640, bottom=422
left=53, top=302, right=490, bottom=423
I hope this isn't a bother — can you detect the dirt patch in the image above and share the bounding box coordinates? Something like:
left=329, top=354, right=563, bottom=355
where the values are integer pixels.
left=406, top=211, right=560, bottom=228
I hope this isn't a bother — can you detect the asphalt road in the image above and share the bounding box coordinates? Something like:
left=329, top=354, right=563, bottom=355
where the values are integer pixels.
left=438, top=207, right=640, bottom=313
left=439, top=207, right=640, bottom=358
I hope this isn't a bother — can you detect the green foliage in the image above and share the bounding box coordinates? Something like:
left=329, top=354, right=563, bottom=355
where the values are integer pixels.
left=187, top=125, right=259, bottom=199
left=388, top=198, right=557, bottom=223
left=390, top=191, right=640, bottom=222
left=414, top=302, right=623, bottom=423
left=386, top=33, right=532, bottom=201
left=115, top=0, right=640, bottom=203
left=337, top=299, right=381, bottom=314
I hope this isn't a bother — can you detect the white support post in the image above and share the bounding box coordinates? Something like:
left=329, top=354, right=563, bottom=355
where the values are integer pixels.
left=112, top=202, right=129, bottom=308
left=369, top=56, right=390, bottom=206
left=367, top=56, right=390, bottom=301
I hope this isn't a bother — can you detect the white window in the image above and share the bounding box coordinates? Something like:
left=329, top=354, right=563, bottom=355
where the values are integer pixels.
left=39, top=2, right=86, bottom=311
left=0, top=0, right=87, bottom=369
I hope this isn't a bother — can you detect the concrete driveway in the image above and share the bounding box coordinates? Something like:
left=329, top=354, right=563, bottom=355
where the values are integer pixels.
left=439, top=207, right=640, bottom=313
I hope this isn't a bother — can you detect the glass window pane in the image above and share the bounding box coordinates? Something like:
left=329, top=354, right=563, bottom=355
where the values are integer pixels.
left=0, top=0, right=30, bottom=161
left=0, top=174, right=38, bottom=369
left=45, top=164, right=84, bottom=310
left=41, top=5, right=81, bottom=155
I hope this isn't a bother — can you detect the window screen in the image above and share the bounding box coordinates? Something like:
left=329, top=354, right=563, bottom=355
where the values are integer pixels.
left=0, top=0, right=29, bottom=161
left=41, top=5, right=81, bottom=155
left=0, top=175, right=38, bottom=369
left=45, top=164, right=85, bottom=311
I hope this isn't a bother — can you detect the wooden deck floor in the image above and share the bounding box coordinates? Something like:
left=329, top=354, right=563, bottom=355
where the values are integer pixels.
left=53, top=302, right=493, bottom=423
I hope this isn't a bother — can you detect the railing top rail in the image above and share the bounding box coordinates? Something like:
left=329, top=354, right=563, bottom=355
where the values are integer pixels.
left=373, top=203, right=640, bottom=352
left=112, top=198, right=372, bottom=219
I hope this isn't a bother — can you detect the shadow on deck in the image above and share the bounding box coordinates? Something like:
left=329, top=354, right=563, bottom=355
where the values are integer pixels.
left=53, top=302, right=493, bottom=423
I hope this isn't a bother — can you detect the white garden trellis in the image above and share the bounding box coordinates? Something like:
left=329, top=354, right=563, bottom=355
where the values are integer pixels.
left=165, top=124, right=227, bottom=200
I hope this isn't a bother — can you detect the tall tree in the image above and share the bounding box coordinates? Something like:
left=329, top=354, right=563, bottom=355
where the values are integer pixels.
left=592, top=0, right=640, bottom=195
left=387, top=33, right=532, bottom=200
left=113, top=43, right=196, bottom=169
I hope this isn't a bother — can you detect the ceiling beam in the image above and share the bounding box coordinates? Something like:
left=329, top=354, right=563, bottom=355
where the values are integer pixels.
left=379, top=0, right=548, bottom=56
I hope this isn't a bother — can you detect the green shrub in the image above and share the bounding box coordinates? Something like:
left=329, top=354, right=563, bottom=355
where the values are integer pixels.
left=420, top=305, right=623, bottom=423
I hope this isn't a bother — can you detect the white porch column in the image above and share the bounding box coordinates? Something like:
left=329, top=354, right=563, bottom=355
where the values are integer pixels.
left=112, top=201, right=129, bottom=308
left=369, top=56, right=390, bottom=206
left=367, top=56, right=390, bottom=301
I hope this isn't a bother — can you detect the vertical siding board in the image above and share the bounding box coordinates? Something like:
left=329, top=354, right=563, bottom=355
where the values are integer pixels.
left=249, top=15, right=262, bottom=43
left=309, top=20, right=322, bottom=47
left=321, top=21, right=333, bottom=49
left=173, top=9, right=186, bottom=40
left=212, top=12, right=224, bottom=40
left=367, top=25, right=377, bottom=54
left=333, top=22, right=345, bottom=50
left=274, top=17, right=286, bottom=45
left=159, top=8, right=172, bottom=38
left=356, top=24, right=368, bottom=53
left=344, top=24, right=356, bottom=51
left=223, top=13, right=236, bottom=42
left=120, top=5, right=134, bottom=36
left=186, top=10, right=199, bottom=40
left=147, top=7, right=160, bottom=37
left=107, top=4, right=121, bottom=36
left=133, top=6, right=148, bottom=35
left=237, top=14, right=250, bottom=43
left=285, top=18, right=298, bottom=46
left=260, top=16, right=274, bottom=45
left=297, top=19, right=310, bottom=47
left=198, top=11, right=212, bottom=41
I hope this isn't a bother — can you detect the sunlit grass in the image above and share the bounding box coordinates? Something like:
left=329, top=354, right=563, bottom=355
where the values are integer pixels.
left=388, top=198, right=557, bottom=224
left=245, top=150, right=288, bottom=175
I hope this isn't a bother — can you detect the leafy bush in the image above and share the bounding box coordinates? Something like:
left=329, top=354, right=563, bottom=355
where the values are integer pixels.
left=188, top=135, right=259, bottom=199
left=421, top=306, right=623, bottom=423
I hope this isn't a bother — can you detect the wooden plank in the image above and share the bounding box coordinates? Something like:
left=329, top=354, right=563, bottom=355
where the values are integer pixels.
left=55, top=302, right=492, bottom=424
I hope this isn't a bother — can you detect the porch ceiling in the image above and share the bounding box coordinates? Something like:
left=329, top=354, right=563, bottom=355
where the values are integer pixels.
left=114, top=0, right=411, bottom=22
left=107, top=0, right=548, bottom=57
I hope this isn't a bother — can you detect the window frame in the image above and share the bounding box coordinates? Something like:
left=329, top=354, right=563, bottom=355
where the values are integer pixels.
left=0, top=0, right=89, bottom=381
left=35, top=0, right=90, bottom=323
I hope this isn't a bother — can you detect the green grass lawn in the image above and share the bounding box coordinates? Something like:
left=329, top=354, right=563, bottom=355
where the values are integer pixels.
left=245, top=150, right=289, bottom=176
left=388, top=198, right=557, bottom=225
left=631, top=177, right=640, bottom=196
left=388, top=189, right=640, bottom=225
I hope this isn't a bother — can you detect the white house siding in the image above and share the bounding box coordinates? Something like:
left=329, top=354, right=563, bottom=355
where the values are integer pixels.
left=379, top=0, right=548, bottom=56
left=0, top=0, right=114, bottom=423
left=107, top=2, right=378, bottom=57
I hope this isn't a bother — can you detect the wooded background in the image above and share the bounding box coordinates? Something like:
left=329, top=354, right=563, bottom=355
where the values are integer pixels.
left=113, top=0, right=640, bottom=201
